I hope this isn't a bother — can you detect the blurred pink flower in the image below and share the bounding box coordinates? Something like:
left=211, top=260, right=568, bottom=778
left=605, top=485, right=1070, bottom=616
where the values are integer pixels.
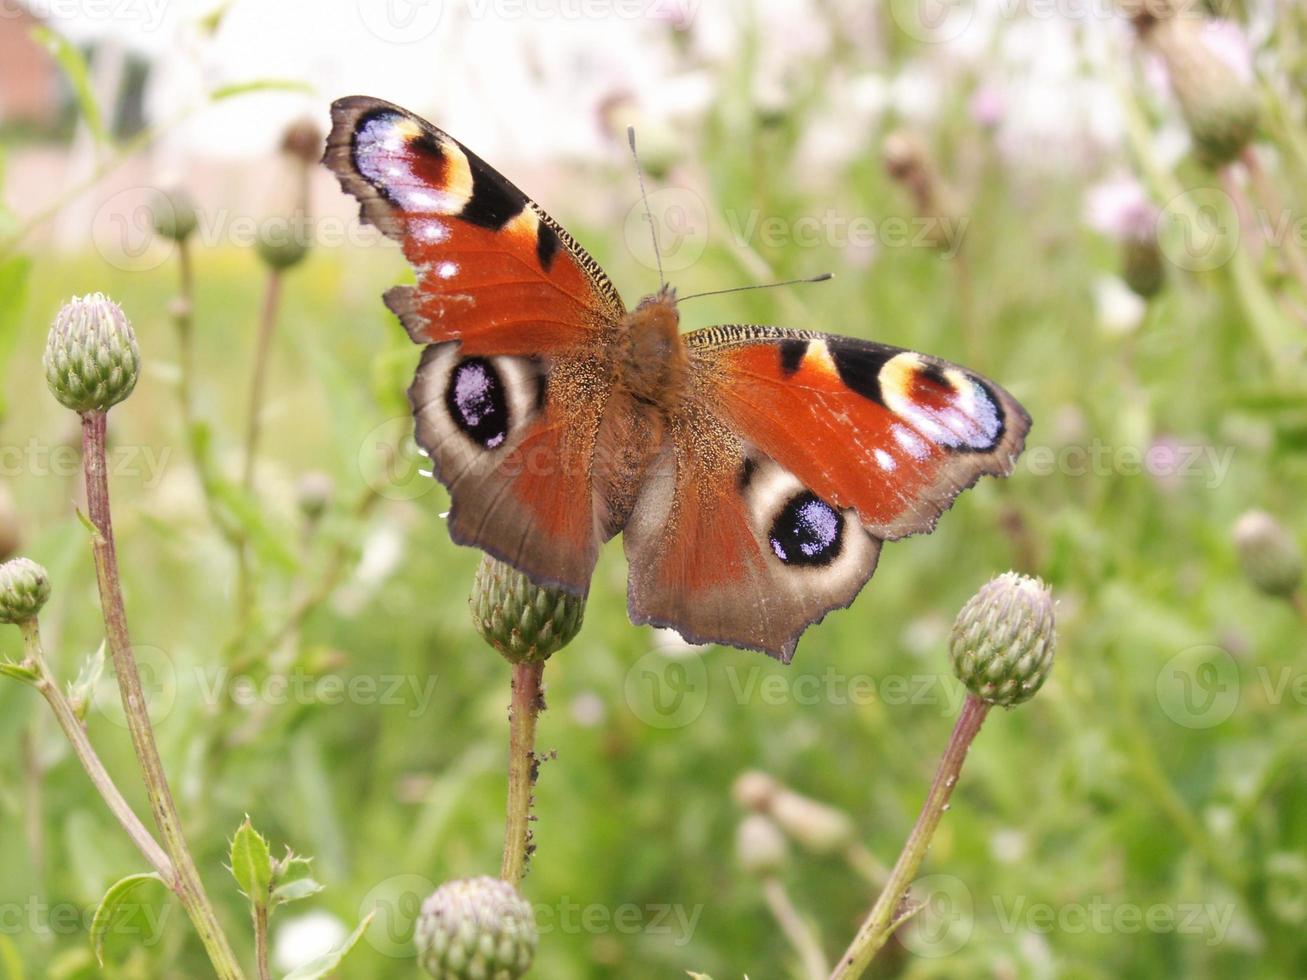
left=1084, top=176, right=1157, bottom=241
left=969, top=84, right=1005, bottom=129
left=1199, top=19, right=1255, bottom=84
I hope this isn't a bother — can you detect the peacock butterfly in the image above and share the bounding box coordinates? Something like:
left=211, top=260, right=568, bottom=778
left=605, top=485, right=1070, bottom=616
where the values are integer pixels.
left=324, top=96, right=1030, bottom=662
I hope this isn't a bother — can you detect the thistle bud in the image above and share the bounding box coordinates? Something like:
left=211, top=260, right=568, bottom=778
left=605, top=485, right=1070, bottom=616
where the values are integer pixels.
left=414, top=877, right=537, bottom=980
left=1233, top=510, right=1303, bottom=598
left=732, top=770, right=780, bottom=811
left=471, top=554, right=584, bottom=664
left=44, top=293, right=140, bottom=414
left=768, top=788, right=855, bottom=855
left=295, top=471, right=334, bottom=522
left=0, top=558, right=51, bottom=625
left=882, top=129, right=965, bottom=252
left=0, top=484, right=21, bottom=562
left=735, top=815, right=789, bottom=878
left=280, top=117, right=323, bottom=167
left=149, top=186, right=199, bottom=243
left=1121, top=215, right=1166, bottom=298
left=949, top=573, right=1056, bottom=707
left=1143, top=17, right=1259, bottom=167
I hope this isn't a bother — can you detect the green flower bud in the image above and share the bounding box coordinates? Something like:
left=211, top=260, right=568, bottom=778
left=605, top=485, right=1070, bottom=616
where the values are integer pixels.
left=44, top=293, right=140, bottom=414
left=415, top=876, right=537, bottom=980
left=0, top=558, right=51, bottom=625
left=735, top=814, right=789, bottom=878
left=1122, top=228, right=1166, bottom=298
left=1233, top=510, right=1303, bottom=598
left=471, top=554, right=584, bottom=664
left=255, top=218, right=310, bottom=270
left=1145, top=17, right=1259, bottom=168
left=149, top=186, right=199, bottom=243
left=949, top=573, right=1056, bottom=707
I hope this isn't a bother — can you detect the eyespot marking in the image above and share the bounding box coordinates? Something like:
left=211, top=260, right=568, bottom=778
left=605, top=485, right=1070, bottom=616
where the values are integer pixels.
left=769, top=492, right=844, bottom=567
left=445, top=357, right=510, bottom=449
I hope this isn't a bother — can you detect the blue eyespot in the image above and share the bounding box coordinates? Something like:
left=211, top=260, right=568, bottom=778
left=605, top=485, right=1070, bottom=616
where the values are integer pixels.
left=446, top=357, right=509, bottom=449
left=769, top=492, right=843, bottom=567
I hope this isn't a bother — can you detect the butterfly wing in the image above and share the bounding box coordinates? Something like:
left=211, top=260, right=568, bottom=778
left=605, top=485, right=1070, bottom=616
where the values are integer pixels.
left=623, top=326, right=1029, bottom=661
left=325, top=96, right=625, bottom=591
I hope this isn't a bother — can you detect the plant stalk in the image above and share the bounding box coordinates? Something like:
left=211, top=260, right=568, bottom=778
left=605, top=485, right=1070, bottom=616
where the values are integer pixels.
left=81, top=410, right=246, bottom=980
left=763, top=875, right=829, bottom=980
left=19, top=619, right=176, bottom=883
left=830, top=694, right=990, bottom=979
left=501, top=660, right=545, bottom=885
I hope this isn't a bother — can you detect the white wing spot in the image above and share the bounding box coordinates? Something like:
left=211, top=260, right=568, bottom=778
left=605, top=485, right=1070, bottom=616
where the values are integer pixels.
left=874, top=449, right=896, bottom=471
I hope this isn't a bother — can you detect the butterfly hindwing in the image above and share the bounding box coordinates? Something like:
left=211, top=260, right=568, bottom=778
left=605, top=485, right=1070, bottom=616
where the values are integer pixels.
left=623, top=326, right=1029, bottom=660
left=326, top=96, right=626, bottom=592
left=688, top=326, right=1029, bottom=538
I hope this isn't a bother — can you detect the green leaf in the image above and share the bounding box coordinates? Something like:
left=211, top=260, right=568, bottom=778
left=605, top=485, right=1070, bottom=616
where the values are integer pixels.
left=90, top=872, right=163, bottom=965
left=209, top=78, right=314, bottom=101
left=30, top=28, right=105, bottom=144
left=230, top=816, right=273, bottom=907
left=0, top=661, right=38, bottom=684
left=282, top=911, right=374, bottom=980
left=67, top=641, right=106, bottom=721
left=272, top=876, right=324, bottom=907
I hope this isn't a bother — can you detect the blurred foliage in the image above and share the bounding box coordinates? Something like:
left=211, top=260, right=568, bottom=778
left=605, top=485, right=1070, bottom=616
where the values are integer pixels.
left=2, top=4, right=1307, bottom=980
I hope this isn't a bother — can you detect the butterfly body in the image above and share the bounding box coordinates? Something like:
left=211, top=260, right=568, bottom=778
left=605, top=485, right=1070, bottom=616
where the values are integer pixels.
left=325, top=96, right=1031, bottom=661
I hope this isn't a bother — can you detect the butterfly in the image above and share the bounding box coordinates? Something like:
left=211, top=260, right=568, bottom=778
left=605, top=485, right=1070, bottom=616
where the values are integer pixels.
left=324, top=96, right=1030, bottom=662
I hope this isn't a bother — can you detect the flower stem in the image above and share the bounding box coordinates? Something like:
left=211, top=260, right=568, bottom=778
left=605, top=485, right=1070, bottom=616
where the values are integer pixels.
left=19, top=619, right=176, bottom=883
left=830, top=694, right=991, bottom=979
left=80, top=410, right=246, bottom=980
left=500, top=660, right=545, bottom=886
left=252, top=903, right=271, bottom=980
left=762, top=876, right=829, bottom=980
left=242, top=268, right=284, bottom=491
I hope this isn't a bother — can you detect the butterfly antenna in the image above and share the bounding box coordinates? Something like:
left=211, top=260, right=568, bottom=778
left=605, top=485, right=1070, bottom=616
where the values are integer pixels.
left=627, top=126, right=665, bottom=290
left=677, top=273, right=833, bottom=304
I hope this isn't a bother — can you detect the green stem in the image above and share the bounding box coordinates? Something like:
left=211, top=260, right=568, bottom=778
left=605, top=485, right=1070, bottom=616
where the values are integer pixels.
left=252, top=903, right=271, bottom=980
left=762, top=876, right=828, bottom=980
left=80, top=411, right=246, bottom=980
left=830, top=695, right=990, bottom=979
left=500, top=660, right=545, bottom=885
left=18, top=619, right=176, bottom=883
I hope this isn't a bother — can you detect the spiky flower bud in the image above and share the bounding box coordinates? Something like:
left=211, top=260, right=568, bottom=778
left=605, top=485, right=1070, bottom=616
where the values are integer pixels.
left=735, top=814, right=789, bottom=878
left=0, top=558, right=51, bottom=625
left=1143, top=17, right=1259, bottom=168
left=149, top=186, right=199, bottom=243
left=414, top=877, right=537, bottom=980
left=44, top=293, right=140, bottom=414
left=255, top=222, right=310, bottom=270
left=949, top=573, right=1056, bottom=707
left=471, top=554, right=584, bottom=664
left=1233, top=510, right=1303, bottom=598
